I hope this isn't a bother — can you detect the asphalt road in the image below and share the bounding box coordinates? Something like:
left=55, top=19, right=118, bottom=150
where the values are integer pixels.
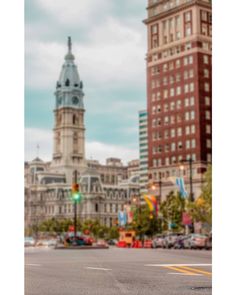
left=25, top=247, right=212, bottom=295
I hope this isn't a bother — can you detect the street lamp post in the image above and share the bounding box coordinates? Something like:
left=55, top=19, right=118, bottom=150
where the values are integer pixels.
left=73, top=171, right=78, bottom=239
left=180, top=158, right=194, bottom=233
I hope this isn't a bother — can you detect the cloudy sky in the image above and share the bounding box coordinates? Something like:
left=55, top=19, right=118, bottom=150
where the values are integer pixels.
left=25, top=0, right=147, bottom=164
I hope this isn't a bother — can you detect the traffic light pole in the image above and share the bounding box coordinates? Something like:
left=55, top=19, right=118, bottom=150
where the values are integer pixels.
left=74, top=171, right=77, bottom=239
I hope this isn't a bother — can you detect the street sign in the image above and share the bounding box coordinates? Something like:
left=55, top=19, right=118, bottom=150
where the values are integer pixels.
left=182, top=212, right=192, bottom=225
left=69, top=226, right=74, bottom=232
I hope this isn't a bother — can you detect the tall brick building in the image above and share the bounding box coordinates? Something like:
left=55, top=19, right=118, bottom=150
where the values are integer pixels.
left=144, top=0, right=212, bottom=200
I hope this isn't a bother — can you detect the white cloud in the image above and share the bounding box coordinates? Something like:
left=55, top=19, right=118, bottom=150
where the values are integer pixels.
left=25, top=128, right=53, bottom=161
left=25, top=128, right=139, bottom=164
left=36, top=0, right=112, bottom=27
left=25, top=17, right=146, bottom=90
left=86, top=141, right=138, bottom=165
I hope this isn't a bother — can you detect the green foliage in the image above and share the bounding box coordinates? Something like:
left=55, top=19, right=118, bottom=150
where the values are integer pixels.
left=188, top=165, right=212, bottom=225
left=131, top=205, right=162, bottom=238
left=160, top=191, right=185, bottom=232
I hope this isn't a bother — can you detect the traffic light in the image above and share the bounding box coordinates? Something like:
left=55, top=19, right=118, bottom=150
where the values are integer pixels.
left=71, top=183, right=81, bottom=203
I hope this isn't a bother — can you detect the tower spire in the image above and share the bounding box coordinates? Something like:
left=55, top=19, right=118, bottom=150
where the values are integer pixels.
left=68, top=36, right=72, bottom=53
left=65, top=36, right=74, bottom=61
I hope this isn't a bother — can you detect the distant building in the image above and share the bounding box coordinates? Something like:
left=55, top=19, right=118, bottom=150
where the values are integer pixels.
left=139, top=110, right=148, bottom=194
left=144, top=0, right=212, bottom=200
left=25, top=38, right=139, bottom=229
left=127, top=159, right=140, bottom=178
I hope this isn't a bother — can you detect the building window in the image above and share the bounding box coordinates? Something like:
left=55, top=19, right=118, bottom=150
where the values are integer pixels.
left=170, top=88, right=175, bottom=97
left=170, top=115, right=175, bottom=124
left=185, top=24, right=192, bottom=36
left=171, top=143, right=176, bottom=151
left=177, top=100, right=181, bottom=109
left=204, top=69, right=209, bottom=78
left=203, top=55, right=209, bottom=64
left=206, top=125, right=211, bottom=134
left=190, top=111, right=195, bottom=120
left=164, top=89, right=168, bottom=99
left=189, top=69, right=194, bottom=78
left=171, top=128, right=175, bottom=137
left=163, top=63, right=168, bottom=72
left=207, top=154, right=212, bottom=162
left=201, top=10, right=208, bottom=21
left=185, top=11, right=191, bottom=22
left=192, top=139, right=196, bottom=148
left=176, top=59, right=180, bottom=68
left=165, top=144, right=169, bottom=152
left=170, top=102, right=175, bottom=110
left=205, top=96, right=210, bottom=106
left=190, top=83, right=194, bottom=92
left=185, top=112, right=190, bottom=121
left=171, top=156, right=176, bottom=164
left=177, top=127, right=182, bottom=136
left=204, top=83, right=210, bottom=92
left=178, top=141, right=183, bottom=150
left=184, top=70, right=188, bottom=80
left=189, top=56, right=193, bottom=64
left=206, top=111, right=211, bottom=119
left=184, top=84, right=189, bottom=93
left=169, top=62, right=174, bottom=70
left=186, top=126, right=190, bottom=135
left=164, top=130, right=169, bottom=139
left=186, top=140, right=190, bottom=149
left=201, top=23, right=208, bottom=36
left=191, top=125, right=196, bottom=134
left=185, top=98, right=189, bottom=107
left=207, top=139, right=212, bottom=148
left=190, top=96, right=194, bottom=105
left=176, top=86, right=181, bottom=95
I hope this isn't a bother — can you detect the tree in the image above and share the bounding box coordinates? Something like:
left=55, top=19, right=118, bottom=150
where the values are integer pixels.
left=188, top=165, right=212, bottom=226
left=160, top=191, right=185, bottom=232
left=131, top=205, right=162, bottom=238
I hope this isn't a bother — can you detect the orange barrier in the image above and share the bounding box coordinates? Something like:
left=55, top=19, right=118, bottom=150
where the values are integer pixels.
left=132, top=240, right=143, bottom=248
left=117, top=241, right=127, bottom=248
left=144, top=240, right=152, bottom=248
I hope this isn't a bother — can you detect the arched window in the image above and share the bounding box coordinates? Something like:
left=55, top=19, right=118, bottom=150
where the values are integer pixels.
left=95, top=203, right=98, bottom=212
left=73, top=115, right=77, bottom=125
left=65, top=79, right=70, bottom=86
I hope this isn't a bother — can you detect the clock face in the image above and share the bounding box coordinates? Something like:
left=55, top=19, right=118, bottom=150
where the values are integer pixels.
left=72, top=96, right=79, bottom=105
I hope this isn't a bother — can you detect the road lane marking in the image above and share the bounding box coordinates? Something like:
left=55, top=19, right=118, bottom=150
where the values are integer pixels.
left=168, top=272, right=203, bottom=276
left=25, top=264, right=41, bottom=267
left=179, top=266, right=212, bottom=277
left=86, top=267, right=112, bottom=271
left=163, top=265, right=199, bottom=276
left=145, top=264, right=212, bottom=267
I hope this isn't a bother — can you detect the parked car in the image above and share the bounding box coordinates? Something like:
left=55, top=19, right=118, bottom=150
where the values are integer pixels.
left=183, top=234, right=208, bottom=249
left=205, top=233, right=212, bottom=250
left=163, top=233, right=183, bottom=249
left=107, top=239, right=118, bottom=246
left=173, top=235, right=188, bottom=249
left=24, top=237, right=35, bottom=247
left=152, top=235, right=165, bottom=248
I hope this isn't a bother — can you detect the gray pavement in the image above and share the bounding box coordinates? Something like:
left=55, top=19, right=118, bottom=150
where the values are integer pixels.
left=25, top=247, right=212, bottom=295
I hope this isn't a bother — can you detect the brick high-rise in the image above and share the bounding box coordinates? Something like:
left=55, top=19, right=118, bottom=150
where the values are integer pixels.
left=144, top=0, right=212, bottom=200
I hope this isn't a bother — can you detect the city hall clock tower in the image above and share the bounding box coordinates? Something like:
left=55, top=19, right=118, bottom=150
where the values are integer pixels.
left=51, top=37, right=86, bottom=182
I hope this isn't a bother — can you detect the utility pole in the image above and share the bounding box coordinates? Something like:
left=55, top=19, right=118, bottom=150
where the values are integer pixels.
left=73, top=170, right=77, bottom=239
